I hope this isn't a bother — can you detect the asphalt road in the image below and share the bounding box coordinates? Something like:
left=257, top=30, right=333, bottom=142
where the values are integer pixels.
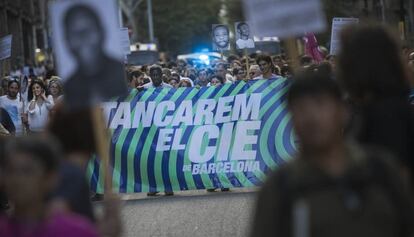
left=117, top=188, right=258, bottom=237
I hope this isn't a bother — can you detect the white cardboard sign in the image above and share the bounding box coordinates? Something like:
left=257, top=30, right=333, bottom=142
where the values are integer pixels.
left=0, top=35, right=12, bottom=60
left=120, top=27, right=131, bottom=56
left=243, top=0, right=326, bottom=38
left=330, top=17, right=359, bottom=55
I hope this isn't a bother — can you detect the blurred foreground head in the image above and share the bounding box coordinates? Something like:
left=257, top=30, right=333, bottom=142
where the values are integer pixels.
left=47, top=103, right=96, bottom=156
left=288, top=72, right=347, bottom=153
left=338, top=24, right=410, bottom=104
left=4, top=136, right=61, bottom=208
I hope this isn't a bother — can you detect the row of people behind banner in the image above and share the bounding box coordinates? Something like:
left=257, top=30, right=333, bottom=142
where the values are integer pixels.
left=0, top=51, right=334, bottom=136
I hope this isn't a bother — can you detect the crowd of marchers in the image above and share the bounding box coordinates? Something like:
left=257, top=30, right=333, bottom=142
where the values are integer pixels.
left=0, top=23, right=414, bottom=237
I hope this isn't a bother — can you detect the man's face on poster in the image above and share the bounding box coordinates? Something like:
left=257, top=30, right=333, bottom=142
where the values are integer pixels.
left=65, top=9, right=103, bottom=64
left=214, top=26, right=229, bottom=48
left=238, top=24, right=250, bottom=37
left=150, top=68, right=163, bottom=87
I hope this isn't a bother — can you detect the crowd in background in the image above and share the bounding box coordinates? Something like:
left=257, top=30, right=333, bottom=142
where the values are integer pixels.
left=0, top=23, right=414, bottom=236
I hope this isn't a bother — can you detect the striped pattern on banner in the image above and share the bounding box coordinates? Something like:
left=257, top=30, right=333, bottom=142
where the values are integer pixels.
left=87, top=79, right=297, bottom=193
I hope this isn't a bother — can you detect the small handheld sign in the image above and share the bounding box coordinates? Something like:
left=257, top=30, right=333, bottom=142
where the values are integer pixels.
left=212, top=24, right=230, bottom=52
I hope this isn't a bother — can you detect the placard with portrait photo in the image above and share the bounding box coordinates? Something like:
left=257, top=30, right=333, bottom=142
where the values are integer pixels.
left=50, top=0, right=127, bottom=110
left=235, top=22, right=255, bottom=49
left=212, top=24, right=230, bottom=51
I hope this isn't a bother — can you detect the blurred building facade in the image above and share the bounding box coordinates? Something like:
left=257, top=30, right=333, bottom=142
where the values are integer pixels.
left=332, top=0, right=414, bottom=45
left=0, top=0, right=50, bottom=74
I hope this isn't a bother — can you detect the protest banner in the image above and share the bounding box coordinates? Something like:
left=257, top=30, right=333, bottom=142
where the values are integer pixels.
left=87, top=79, right=297, bottom=193
left=0, top=35, right=12, bottom=60
left=330, top=17, right=359, bottom=55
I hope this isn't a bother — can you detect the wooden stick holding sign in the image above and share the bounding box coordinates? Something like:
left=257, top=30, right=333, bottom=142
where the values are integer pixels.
left=285, top=38, right=300, bottom=73
left=50, top=0, right=129, bottom=194
left=91, top=106, right=113, bottom=194
left=244, top=49, right=250, bottom=80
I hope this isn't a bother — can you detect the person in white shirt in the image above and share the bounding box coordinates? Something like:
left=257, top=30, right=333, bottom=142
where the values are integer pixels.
left=249, top=65, right=262, bottom=80
left=0, top=80, right=24, bottom=135
left=48, top=79, right=64, bottom=104
left=142, top=65, right=173, bottom=89
left=254, top=55, right=283, bottom=80
left=236, top=22, right=255, bottom=49
left=26, top=79, right=54, bottom=133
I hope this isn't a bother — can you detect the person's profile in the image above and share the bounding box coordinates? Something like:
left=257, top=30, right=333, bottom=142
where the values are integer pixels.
left=50, top=0, right=127, bottom=110
left=212, top=24, right=230, bottom=51
left=235, top=22, right=255, bottom=49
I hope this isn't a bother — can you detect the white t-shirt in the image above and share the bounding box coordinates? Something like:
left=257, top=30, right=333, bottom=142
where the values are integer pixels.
left=0, top=95, right=24, bottom=135
left=26, top=95, right=54, bottom=132
left=253, top=74, right=284, bottom=80
left=236, top=38, right=255, bottom=49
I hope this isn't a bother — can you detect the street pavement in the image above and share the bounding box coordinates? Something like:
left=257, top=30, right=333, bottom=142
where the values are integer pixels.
left=117, top=188, right=259, bottom=237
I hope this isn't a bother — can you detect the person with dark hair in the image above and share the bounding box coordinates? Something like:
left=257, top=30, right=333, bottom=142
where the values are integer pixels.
left=209, top=75, right=224, bottom=87
left=0, top=136, right=99, bottom=237
left=227, top=55, right=240, bottom=64
left=250, top=72, right=414, bottom=237
left=236, top=22, right=254, bottom=49
left=26, top=79, right=54, bottom=133
left=168, top=77, right=179, bottom=88
left=0, top=79, right=23, bottom=135
left=62, top=4, right=127, bottom=109
left=214, top=63, right=229, bottom=82
left=162, top=68, right=172, bottom=84
left=299, top=55, right=314, bottom=67
left=194, top=69, right=209, bottom=87
left=47, top=103, right=122, bottom=237
left=212, top=25, right=230, bottom=50
left=0, top=77, right=9, bottom=96
left=127, top=70, right=144, bottom=89
left=233, top=67, right=247, bottom=81
left=255, top=54, right=283, bottom=80
left=337, top=24, right=414, bottom=186
left=280, top=64, right=292, bottom=79
left=142, top=65, right=172, bottom=89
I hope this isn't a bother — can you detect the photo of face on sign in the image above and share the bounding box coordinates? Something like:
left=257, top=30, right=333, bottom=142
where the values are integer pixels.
left=212, top=24, right=230, bottom=51
left=235, top=22, right=255, bottom=49
left=50, top=0, right=127, bottom=110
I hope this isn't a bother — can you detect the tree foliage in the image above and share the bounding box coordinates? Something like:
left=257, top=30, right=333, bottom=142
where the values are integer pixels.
left=133, top=0, right=222, bottom=56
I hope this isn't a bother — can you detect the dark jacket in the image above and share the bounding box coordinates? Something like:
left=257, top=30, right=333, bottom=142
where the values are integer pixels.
left=250, top=143, right=414, bottom=237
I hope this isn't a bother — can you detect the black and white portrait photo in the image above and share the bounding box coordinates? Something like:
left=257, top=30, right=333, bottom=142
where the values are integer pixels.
left=50, top=0, right=127, bottom=109
left=235, top=22, right=255, bottom=49
left=212, top=24, right=230, bottom=51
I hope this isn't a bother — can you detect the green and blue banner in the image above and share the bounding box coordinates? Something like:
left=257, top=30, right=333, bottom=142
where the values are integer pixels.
left=87, top=79, right=297, bottom=193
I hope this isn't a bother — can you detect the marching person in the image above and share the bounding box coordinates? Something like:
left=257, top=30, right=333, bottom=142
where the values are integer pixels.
left=26, top=79, right=54, bottom=133
left=0, top=79, right=24, bottom=135
left=250, top=72, right=414, bottom=237
left=0, top=136, right=99, bottom=237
